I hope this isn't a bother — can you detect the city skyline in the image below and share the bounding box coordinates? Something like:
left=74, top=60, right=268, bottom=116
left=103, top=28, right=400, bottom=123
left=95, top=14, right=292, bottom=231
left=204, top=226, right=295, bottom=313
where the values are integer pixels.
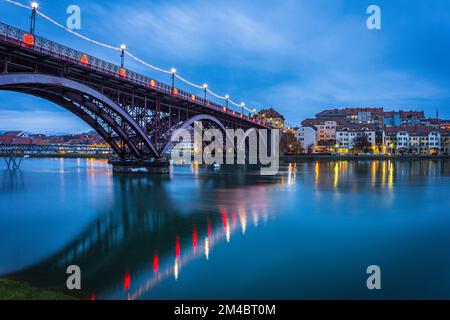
left=1, top=0, right=450, bottom=134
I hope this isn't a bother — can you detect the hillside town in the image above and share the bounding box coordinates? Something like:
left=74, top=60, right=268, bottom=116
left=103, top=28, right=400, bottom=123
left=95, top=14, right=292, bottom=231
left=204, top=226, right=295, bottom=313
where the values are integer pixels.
left=1, top=107, right=450, bottom=157
left=0, top=131, right=111, bottom=156
left=295, top=108, right=450, bottom=155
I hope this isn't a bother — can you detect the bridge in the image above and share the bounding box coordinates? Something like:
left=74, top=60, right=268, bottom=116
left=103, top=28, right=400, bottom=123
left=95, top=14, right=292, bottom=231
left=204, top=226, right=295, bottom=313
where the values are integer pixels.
left=0, top=18, right=272, bottom=172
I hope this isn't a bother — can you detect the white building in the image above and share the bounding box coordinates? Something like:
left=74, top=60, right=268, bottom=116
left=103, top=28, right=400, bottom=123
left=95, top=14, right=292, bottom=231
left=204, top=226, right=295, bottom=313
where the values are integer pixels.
left=296, top=126, right=317, bottom=153
left=385, top=127, right=442, bottom=155
left=336, top=124, right=376, bottom=153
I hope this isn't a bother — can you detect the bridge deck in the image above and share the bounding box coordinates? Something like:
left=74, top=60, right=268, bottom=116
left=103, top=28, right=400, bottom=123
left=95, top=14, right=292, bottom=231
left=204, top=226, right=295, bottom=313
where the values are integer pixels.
left=0, top=22, right=269, bottom=129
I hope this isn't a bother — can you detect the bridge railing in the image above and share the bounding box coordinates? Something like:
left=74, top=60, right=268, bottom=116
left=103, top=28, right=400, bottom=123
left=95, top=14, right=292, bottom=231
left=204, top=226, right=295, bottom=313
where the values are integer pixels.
left=0, top=22, right=269, bottom=128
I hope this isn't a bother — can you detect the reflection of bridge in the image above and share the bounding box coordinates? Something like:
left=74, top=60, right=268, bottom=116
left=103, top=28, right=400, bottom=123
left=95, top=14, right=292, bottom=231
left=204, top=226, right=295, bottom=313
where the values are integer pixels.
left=9, top=172, right=276, bottom=300
left=0, top=21, right=270, bottom=169
left=0, top=146, right=24, bottom=170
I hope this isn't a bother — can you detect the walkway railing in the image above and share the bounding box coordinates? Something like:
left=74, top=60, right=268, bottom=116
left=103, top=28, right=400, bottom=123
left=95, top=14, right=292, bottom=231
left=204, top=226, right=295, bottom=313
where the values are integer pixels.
left=0, top=22, right=269, bottom=128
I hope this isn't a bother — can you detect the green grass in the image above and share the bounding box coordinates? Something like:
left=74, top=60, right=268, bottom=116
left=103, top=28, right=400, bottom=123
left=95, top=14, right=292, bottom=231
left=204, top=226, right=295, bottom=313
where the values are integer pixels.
left=0, top=279, right=76, bottom=300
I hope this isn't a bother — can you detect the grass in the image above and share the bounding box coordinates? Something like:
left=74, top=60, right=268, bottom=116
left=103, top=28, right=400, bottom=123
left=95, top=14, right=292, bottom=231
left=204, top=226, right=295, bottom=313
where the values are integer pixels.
left=0, top=278, right=76, bottom=300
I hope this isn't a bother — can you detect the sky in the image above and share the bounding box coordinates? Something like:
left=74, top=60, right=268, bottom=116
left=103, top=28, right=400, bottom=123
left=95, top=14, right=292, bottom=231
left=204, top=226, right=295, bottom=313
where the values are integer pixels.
left=1, top=0, right=450, bottom=134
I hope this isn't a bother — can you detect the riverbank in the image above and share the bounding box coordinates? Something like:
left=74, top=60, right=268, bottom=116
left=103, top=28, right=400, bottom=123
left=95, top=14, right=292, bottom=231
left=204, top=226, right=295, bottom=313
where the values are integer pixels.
left=0, top=279, right=75, bottom=300
left=281, top=154, right=450, bottom=161
left=0, top=153, right=110, bottom=160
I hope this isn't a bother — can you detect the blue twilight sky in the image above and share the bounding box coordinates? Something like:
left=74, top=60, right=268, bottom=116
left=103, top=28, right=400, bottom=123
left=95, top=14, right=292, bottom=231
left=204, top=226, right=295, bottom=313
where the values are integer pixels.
left=0, top=0, right=450, bottom=134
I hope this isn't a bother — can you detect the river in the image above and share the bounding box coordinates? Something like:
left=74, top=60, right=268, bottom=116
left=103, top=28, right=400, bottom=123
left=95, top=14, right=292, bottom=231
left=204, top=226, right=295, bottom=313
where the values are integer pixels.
left=0, top=158, right=450, bottom=299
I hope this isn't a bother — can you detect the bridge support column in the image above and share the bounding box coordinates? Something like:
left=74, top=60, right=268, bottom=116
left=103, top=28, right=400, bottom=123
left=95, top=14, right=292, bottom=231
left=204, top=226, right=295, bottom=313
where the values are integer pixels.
left=109, top=159, right=171, bottom=175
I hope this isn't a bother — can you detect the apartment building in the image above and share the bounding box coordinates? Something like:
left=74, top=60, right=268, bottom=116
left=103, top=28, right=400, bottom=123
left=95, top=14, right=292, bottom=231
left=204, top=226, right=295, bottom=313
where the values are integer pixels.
left=298, top=107, right=450, bottom=155
left=384, top=111, right=425, bottom=127
left=385, top=126, right=442, bottom=155
left=335, top=124, right=377, bottom=154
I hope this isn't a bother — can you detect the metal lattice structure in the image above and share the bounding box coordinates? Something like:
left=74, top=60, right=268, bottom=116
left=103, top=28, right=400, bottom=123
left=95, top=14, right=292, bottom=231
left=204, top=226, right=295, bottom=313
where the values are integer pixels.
left=0, top=22, right=270, bottom=162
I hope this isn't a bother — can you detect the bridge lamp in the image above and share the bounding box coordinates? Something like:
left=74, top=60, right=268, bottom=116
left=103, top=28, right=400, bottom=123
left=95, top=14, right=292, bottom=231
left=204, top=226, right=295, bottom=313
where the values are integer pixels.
left=30, top=2, right=39, bottom=35
left=120, top=44, right=126, bottom=68
left=203, top=84, right=208, bottom=101
left=240, top=102, right=245, bottom=116
left=170, top=68, right=177, bottom=89
left=225, top=95, right=230, bottom=108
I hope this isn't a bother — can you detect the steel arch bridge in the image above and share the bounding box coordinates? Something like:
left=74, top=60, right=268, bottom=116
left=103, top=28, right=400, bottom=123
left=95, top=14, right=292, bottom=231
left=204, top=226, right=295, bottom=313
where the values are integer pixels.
left=0, top=22, right=270, bottom=165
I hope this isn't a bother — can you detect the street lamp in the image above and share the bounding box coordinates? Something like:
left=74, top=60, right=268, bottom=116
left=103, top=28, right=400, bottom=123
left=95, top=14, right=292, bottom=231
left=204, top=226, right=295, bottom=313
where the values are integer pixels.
left=171, top=68, right=176, bottom=90
left=120, top=44, right=126, bottom=68
left=240, top=102, right=245, bottom=116
left=30, top=2, right=38, bottom=35
left=225, top=95, right=229, bottom=109
left=203, top=83, right=208, bottom=101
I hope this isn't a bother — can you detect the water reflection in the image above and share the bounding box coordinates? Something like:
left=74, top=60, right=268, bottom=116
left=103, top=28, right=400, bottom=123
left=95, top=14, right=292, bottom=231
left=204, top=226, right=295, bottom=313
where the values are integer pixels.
left=6, top=167, right=279, bottom=300
left=2, top=158, right=450, bottom=299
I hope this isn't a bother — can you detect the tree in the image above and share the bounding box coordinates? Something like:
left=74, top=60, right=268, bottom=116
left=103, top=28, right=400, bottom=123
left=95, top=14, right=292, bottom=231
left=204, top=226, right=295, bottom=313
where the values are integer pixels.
left=280, top=131, right=303, bottom=155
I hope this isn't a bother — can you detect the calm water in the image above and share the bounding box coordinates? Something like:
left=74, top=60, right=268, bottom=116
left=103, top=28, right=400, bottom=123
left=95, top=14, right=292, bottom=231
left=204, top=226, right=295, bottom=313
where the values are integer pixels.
left=1, top=158, right=450, bottom=299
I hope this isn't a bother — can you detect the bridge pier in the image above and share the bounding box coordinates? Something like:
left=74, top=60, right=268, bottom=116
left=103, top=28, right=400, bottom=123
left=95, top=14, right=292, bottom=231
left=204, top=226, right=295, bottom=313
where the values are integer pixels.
left=109, top=159, right=171, bottom=175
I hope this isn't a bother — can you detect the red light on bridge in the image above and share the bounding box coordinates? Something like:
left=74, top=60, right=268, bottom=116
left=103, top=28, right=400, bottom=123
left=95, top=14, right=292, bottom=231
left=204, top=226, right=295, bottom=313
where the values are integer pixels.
left=80, top=54, right=89, bottom=66
left=175, top=236, right=181, bottom=258
left=150, top=79, right=156, bottom=88
left=153, top=253, right=159, bottom=273
left=233, top=111, right=236, bottom=116
left=119, top=68, right=126, bottom=78
left=191, top=94, right=196, bottom=101
left=124, top=272, right=131, bottom=291
left=22, top=33, right=34, bottom=47
left=172, top=88, right=178, bottom=95
left=240, top=114, right=243, bottom=118
left=223, top=107, right=227, bottom=112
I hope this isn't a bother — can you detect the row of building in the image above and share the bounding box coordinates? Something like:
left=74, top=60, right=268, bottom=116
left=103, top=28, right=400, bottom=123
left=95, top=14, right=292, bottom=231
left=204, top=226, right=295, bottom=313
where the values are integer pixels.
left=0, top=131, right=107, bottom=146
left=296, top=108, right=450, bottom=155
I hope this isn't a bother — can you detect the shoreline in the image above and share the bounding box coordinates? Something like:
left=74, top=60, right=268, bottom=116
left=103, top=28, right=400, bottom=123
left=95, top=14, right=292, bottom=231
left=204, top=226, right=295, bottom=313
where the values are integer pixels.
left=281, top=154, right=450, bottom=161
left=0, top=153, right=110, bottom=160
left=2, top=153, right=450, bottom=162
left=0, top=278, right=76, bottom=300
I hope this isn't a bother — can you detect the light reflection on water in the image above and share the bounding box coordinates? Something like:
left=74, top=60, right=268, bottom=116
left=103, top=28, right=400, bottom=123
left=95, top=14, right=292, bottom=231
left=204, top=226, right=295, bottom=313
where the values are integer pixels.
left=0, top=158, right=450, bottom=299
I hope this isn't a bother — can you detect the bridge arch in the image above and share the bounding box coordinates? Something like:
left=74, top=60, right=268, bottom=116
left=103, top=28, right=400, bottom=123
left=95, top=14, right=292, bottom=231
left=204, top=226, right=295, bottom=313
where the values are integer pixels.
left=161, top=114, right=235, bottom=156
left=0, top=73, right=159, bottom=159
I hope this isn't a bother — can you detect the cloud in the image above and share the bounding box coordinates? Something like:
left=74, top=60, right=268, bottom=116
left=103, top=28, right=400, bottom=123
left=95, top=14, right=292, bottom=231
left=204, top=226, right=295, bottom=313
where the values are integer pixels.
left=1, top=0, right=450, bottom=133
